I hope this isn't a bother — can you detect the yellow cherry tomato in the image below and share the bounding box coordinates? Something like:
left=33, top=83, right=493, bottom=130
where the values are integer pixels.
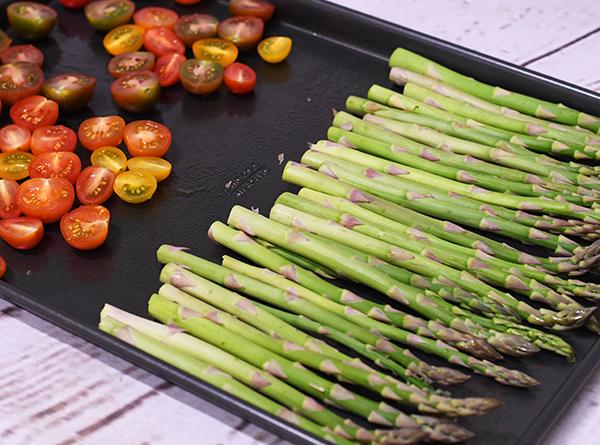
left=0, top=151, right=34, bottom=180
left=103, top=24, right=145, bottom=56
left=91, top=146, right=128, bottom=173
left=114, top=170, right=157, bottom=203
left=192, top=38, right=238, bottom=68
left=127, top=156, right=172, bottom=182
left=258, top=36, right=292, bottom=63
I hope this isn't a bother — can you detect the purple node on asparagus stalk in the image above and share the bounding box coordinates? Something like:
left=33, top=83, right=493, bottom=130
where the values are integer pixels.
left=365, top=168, right=382, bottom=178
left=456, top=171, right=476, bottom=183
left=320, top=164, right=339, bottom=179
left=367, top=412, right=393, bottom=427
left=407, top=228, right=428, bottom=240
left=389, top=287, right=410, bottom=305
left=290, top=216, right=309, bottom=230
left=236, top=217, right=257, bottom=236
left=422, top=249, right=441, bottom=262
left=471, top=186, right=489, bottom=194
left=233, top=232, right=255, bottom=243
left=387, top=165, right=409, bottom=176
left=302, top=397, right=325, bottom=411
left=392, top=145, right=409, bottom=153
left=234, top=298, right=257, bottom=315
left=492, top=87, right=511, bottom=98
left=179, top=307, right=202, bottom=320
left=279, top=264, right=298, bottom=281
left=284, top=288, right=301, bottom=302
left=464, top=155, right=481, bottom=164
left=340, top=214, right=363, bottom=228
left=287, top=230, right=310, bottom=244
left=367, top=307, right=391, bottom=322
left=348, top=189, right=372, bottom=203
left=444, top=221, right=466, bottom=233
left=506, top=275, right=530, bottom=291
left=389, top=67, right=409, bottom=84
left=283, top=341, right=305, bottom=352
left=203, top=310, right=223, bottom=325
left=529, top=228, right=550, bottom=240
left=279, top=409, right=300, bottom=425
left=376, top=338, right=397, bottom=353
left=340, top=290, right=365, bottom=304
left=479, top=219, right=502, bottom=231
left=406, top=191, right=429, bottom=200
left=340, top=121, right=353, bottom=131
left=264, top=360, right=288, bottom=379
left=473, top=241, right=494, bottom=255
left=469, top=258, right=490, bottom=270
left=423, top=97, right=444, bottom=109
left=319, top=360, right=342, bottom=375
left=170, top=269, right=196, bottom=289
left=391, top=247, right=416, bottom=261
left=518, top=202, right=543, bottom=211
left=338, top=136, right=357, bottom=148
left=224, top=274, right=244, bottom=289
left=438, top=143, right=451, bottom=152
left=480, top=205, right=498, bottom=216
left=115, top=326, right=135, bottom=343
left=250, top=371, right=272, bottom=389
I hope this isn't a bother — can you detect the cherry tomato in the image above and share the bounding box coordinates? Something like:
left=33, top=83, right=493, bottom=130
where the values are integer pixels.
left=134, top=7, right=178, bottom=30
left=78, top=116, right=125, bottom=151
left=108, top=51, right=155, bottom=79
left=85, top=0, right=135, bottom=32
left=155, top=53, right=185, bottom=87
left=0, top=217, right=44, bottom=250
left=91, top=146, right=128, bottom=173
left=127, top=156, right=172, bottom=182
left=28, top=152, right=82, bottom=184
left=258, top=36, right=292, bottom=64
left=224, top=62, right=256, bottom=95
left=103, top=24, right=145, bottom=56
left=0, top=179, right=21, bottom=219
left=59, top=0, right=92, bottom=9
left=60, top=205, right=110, bottom=250
left=0, top=152, right=34, bottom=180
left=124, top=120, right=172, bottom=158
left=0, top=62, right=44, bottom=105
left=180, top=59, right=223, bottom=95
left=229, top=0, right=275, bottom=22
left=7, top=2, right=58, bottom=40
left=0, top=125, right=31, bottom=153
left=0, top=256, right=5, bottom=277
left=42, top=73, right=96, bottom=112
left=0, top=44, right=44, bottom=66
left=10, top=95, right=58, bottom=131
left=143, top=27, right=185, bottom=57
left=218, top=16, right=264, bottom=51
left=114, top=170, right=157, bottom=204
left=175, top=0, right=201, bottom=4
left=76, top=166, right=116, bottom=205
left=192, top=38, right=238, bottom=67
left=16, top=177, right=74, bottom=223
left=0, top=30, right=12, bottom=53
left=174, top=14, right=219, bottom=47
left=110, top=71, right=160, bottom=113
left=31, top=125, right=77, bottom=155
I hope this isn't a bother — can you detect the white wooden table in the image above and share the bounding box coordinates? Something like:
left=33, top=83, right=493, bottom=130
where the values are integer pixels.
left=2, top=1, right=600, bottom=443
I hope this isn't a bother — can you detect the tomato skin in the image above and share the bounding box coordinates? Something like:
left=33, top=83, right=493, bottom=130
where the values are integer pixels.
left=85, top=0, right=135, bottom=32
left=0, top=217, right=44, bottom=250
left=175, top=0, right=201, bottom=4
left=134, top=7, right=178, bottom=30
left=124, top=120, right=172, bottom=158
left=114, top=170, right=157, bottom=204
left=229, top=0, right=275, bottom=22
left=0, top=44, right=44, bottom=67
left=103, top=24, right=145, bottom=56
left=42, top=73, right=96, bottom=112
left=217, top=16, right=264, bottom=51
left=127, top=156, right=172, bottom=182
left=0, top=125, right=31, bottom=153
left=31, top=125, right=77, bottom=156
left=0, top=62, right=44, bottom=106
left=180, top=59, right=223, bottom=95
left=59, top=0, right=92, bottom=9
left=224, top=62, right=256, bottom=95
left=28, top=152, right=82, bottom=184
left=155, top=53, right=185, bottom=87
left=10, top=96, right=59, bottom=131
left=174, top=14, right=219, bottom=47
left=108, top=51, right=155, bottom=79
left=16, top=177, right=75, bottom=223
left=0, top=30, right=12, bottom=53
left=0, top=179, right=21, bottom=219
left=60, top=205, right=110, bottom=250
left=110, top=71, right=161, bottom=113
left=258, top=36, right=292, bottom=63
left=0, top=152, right=34, bottom=180
left=76, top=166, right=116, bottom=205
left=90, top=146, right=128, bottom=173
left=143, top=27, right=185, bottom=57
left=192, top=38, right=238, bottom=67
left=78, top=116, right=126, bottom=151
left=8, top=2, right=58, bottom=40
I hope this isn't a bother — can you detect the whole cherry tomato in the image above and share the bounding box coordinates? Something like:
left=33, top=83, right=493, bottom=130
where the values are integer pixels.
left=61, top=205, right=110, bottom=250
left=10, top=95, right=59, bottom=131
left=31, top=125, right=77, bottom=156
left=78, top=116, right=125, bottom=151
left=16, top=177, right=75, bottom=223
left=224, top=62, right=256, bottom=95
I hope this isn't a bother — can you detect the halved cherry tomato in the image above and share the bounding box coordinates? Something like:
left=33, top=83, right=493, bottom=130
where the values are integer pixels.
left=114, top=170, right=157, bottom=204
left=0, top=62, right=44, bottom=105
left=0, top=30, right=12, bottom=52
left=0, top=44, right=44, bottom=66
left=0, top=125, right=31, bottom=153
left=7, top=2, right=58, bottom=40
left=28, top=152, right=82, bottom=184
left=108, top=51, right=155, bottom=79
left=180, top=59, right=223, bottom=95
left=110, top=71, right=160, bottom=113
left=103, top=24, right=145, bottom=56
left=174, top=14, right=219, bottom=47
left=10, top=96, right=59, bottom=131
left=0, top=256, right=5, bottom=277
left=85, top=0, right=135, bottom=32
left=16, top=177, right=74, bottom=223
left=192, top=38, right=238, bottom=67
left=217, top=16, right=264, bottom=51
left=134, top=7, right=178, bottom=30
left=143, top=27, right=185, bottom=57
left=258, top=36, right=292, bottom=63
left=59, top=0, right=92, bottom=9
left=155, top=53, right=185, bottom=87
left=76, top=166, right=116, bottom=205
left=127, top=156, right=172, bottom=182
left=0, top=217, right=44, bottom=250
left=60, top=205, right=110, bottom=250
left=224, top=62, right=256, bottom=95
left=229, top=0, right=275, bottom=22
left=0, top=152, right=34, bottom=180
left=78, top=116, right=125, bottom=151
left=42, top=73, right=96, bottom=112
left=175, top=0, right=201, bottom=4
left=91, top=146, right=127, bottom=173
left=31, top=125, right=77, bottom=155
left=0, top=179, right=21, bottom=219
left=124, top=120, right=172, bottom=158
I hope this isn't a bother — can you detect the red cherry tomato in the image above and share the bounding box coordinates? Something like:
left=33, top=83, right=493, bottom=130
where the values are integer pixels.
left=10, top=95, right=59, bottom=131
left=124, top=120, right=172, bottom=158
left=31, top=125, right=77, bottom=156
left=155, top=53, right=185, bottom=87
left=174, top=14, right=219, bottom=47
left=16, top=177, right=75, bottom=223
left=217, top=16, right=264, bottom=51
left=28, top=152, right=82, bottom=184
left=0, top=255, right=5, bottom=277
left=78, top=115, right=125, bottom=151
left=59, top=0, right=92, bottom=9
left=0, top=217, right=44, bottom=250
left=143, top=26, right=185, bottom=57
left=0, top=179, right=21, bottom=219
left=0, top=125, right=31, bottom=153
left=60, top=205, right=110, bottom=250
left=0, top=44, right=44, bottom=66
left=224, top=62, right=256, bottom=95
left=76, top=166, right=116, bottom=205
left=134, top=7, right=178, bottom=30
left=175, top=0, right=201, bottom=4
left=0, top=62, right=44, bottom=106
left=228, top=0, right=275, bottom=22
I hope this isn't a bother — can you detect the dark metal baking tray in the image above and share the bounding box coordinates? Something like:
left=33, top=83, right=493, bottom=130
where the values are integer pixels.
left=0, top=1, right=599, bottom=444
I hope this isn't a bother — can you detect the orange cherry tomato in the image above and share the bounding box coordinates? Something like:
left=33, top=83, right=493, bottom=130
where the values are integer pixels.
left=31, top=125, right=77, bottom=155
left=155, top=53, right=186, bottom=87
left=0, top=44, right=44, bottom=66
left=217, top=16, right=264, bottom=51
left=0, top=179, right=21, bottom=219
left=134, top=7, right=178, bottom=30
left=143, top=26, right=185, bottom=57
left=28, top=152, right=82, bottom=184
left=78, top=115, right=126, bottom=151
left=10, top=95, right=59, bottom=131
left=124, top=120, right=172, bottom=157
left=174, top=14, right=219, bottom=46
left=16, top=177, right=75, bottom=223
left=0, top=125, right=31, bottom=153
left=224, top=62, right=256, bottom=95
left=76, top=166, right=116, bottom=205
left=103, top=24, right=145, bottom=56
left=0, top=62, right=44, bottom=106
left=0, top=217, right=44, bottom=250
left=60, top=205, right=110, bottom=250
left=192, top=38, right=238, bottom=67
left=258, top=36, right=292, bottom=63
left=228, top=0, right=275, bottom=22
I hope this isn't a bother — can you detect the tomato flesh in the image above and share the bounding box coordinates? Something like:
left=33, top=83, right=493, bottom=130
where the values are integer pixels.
left=180, top=59, right=223, bottom=95
left=0, top=152, right=34, bottom=180
left=0, top=179, right=21, bottom=219
left=258, top=36, right=292, bottom=63
left=0, top=62, right=44, bottom=106
left=155, top=53, right=185, bottom=87
left=0, top=44, right=44, bottom=66
left=110, top=71, right=160, bottom=113
left=224, top=62, right=256, bottom=95
left=7, top=2, right=58, bottom=40
left=229, top=0, right=275, bottom=22
left=85, top=0, right=135, bottom=32
left=76, top=166, right=116, bottom=205
left=103, top=24, right=145, bottom=56
left=124, top=120, right=172, bottom=158
left=127, top=156, right=172, bottom=182
left=114, top=170, right=157, bottom=204
left=16, top=177, right=75, bottom=223
left=28, top=151, right=82, bottom=184
left=108, top=51, right=155, bottom=79
left=0, top=217, right=44, bottom=250
left=174, top=14, right=219, bottom=47
left=91, top=146, right=128, bottom=173
left=0, top=125, right=31, bottom=153
left=217, top=16, right=264, bottom=51
left=143, top=27, right=185, bottom=57
left=60, top=205, right=110, bottom=250
left=192, top=38, right=238, bottom=67
left=42, top=73, right=96, bottom=112
left=10, top=95, right=59, bottom=131
left=78, top=115, right=125, bottom=151
left=31, top=125, right=77, bottom=155
left=134, top=7, right=178, bottom=30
